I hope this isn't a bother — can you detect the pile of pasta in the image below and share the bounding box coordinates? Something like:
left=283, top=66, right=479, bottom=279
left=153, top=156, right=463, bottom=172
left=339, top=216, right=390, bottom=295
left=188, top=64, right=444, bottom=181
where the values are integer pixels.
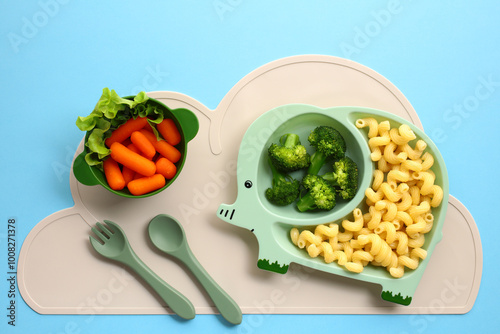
left=290, top=117, right=444, bottom=278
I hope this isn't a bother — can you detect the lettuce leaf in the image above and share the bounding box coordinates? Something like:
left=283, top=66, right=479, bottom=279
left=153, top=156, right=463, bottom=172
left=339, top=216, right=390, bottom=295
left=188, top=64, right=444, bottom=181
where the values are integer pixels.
left=75, top=110, right=103, bottom=131
left=76, top=88, right=165, bottom=169
left=133, top=91, right=149, bottom=105
left=95, top=87, right=133, bottom=119
left=87, top=128, right=110, bottom=155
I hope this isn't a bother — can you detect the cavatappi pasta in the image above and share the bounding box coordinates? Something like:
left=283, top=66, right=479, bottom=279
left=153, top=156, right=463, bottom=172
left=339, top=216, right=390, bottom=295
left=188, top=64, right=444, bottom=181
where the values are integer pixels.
left=290, top=117, right=444, bottom=278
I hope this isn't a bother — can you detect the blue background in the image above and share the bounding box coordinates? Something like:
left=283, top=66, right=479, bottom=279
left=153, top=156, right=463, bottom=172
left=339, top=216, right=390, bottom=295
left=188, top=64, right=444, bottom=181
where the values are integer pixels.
left=1, top=0, right=499, bottom=333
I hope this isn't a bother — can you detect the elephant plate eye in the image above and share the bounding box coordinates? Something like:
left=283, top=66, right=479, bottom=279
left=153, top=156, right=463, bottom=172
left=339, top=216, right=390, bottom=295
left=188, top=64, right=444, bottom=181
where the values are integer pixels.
left=244, top=180, right=253, bottom=188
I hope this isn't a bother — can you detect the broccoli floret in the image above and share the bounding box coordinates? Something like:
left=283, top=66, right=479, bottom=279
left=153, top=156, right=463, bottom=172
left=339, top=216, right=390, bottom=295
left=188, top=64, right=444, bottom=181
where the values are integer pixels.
left=296, top=174, right=336, bottom=212
left=322, top=156, right=359, bottom=200
left=265, top=158, right=300, bottom=206
left=307, top=126, right=346, bottom=175
left=268, top=134, right=310, bottom=173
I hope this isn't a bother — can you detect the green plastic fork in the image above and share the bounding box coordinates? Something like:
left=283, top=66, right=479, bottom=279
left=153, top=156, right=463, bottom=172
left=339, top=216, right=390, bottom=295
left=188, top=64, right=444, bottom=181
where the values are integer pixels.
left=89, top=220, right=196, bottom=320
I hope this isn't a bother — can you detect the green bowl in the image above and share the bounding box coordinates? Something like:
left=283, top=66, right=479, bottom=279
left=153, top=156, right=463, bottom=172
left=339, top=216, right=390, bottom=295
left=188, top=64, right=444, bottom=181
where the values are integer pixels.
left=73, top=96, right=199, bottom=198
left=217, top=104, right=449, bottom=305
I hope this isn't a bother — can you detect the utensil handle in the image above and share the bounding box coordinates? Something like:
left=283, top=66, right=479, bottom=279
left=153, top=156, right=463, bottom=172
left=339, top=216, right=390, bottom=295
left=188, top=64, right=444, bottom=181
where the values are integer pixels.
left=126, top=252, right=195, bottom=320
left=180, top=249, right=242, bottom=325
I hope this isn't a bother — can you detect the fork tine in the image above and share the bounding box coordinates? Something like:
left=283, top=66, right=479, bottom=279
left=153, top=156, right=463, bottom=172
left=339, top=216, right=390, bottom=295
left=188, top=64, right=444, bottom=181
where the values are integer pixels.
left=91, top=227, right=108, bottom=243
left=103, top=220, right=123, bottom=236
left=89, top=235, right=103, bottom=250
left=97, top=221, right=113, bottom=237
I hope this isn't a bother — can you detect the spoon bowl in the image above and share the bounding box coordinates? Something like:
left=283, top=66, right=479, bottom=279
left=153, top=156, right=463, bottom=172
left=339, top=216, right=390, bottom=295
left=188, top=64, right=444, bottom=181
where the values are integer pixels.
left=148, top=214, right=242, bottom=325
left=149, top=215, right=185, bottom=253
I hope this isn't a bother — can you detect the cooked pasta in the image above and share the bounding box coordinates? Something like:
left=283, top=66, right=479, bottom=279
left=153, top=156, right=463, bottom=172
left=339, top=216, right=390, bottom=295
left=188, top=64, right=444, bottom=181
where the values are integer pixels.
left=366, top=205, right=383, bottom=230
left=289, top=117, right=445, bottom=278
left=409, top=186, right=421, bottom=207
left=377, top=156, right=392, bottom=173
left=345, top=250, right=374, bottom=273
left=372, top=169, right=384, bottom=190
left=399, top=140, right=427, bottom=160
left=420, top=152, right=434, bottom=171
left=384, top=142, right=408, bottom=164
left=395, top=210, right=413, bottom=227
left=413, top=171, right=435, bottom=196
left=374, top=221, right=397, bottom=244
left=398, top=124, right=416, bottom=142
left=342, top=208, right=364, bottom=232
left=389, top=128, right=408, bottom=145
left=429, top=185, right=443, bottom=207
left=387, top=168, right=410, bottom=185
left=408, top=234, right=426, bottom=249
left=379, top=182, right=408, bottom=202
left=393, top=231, right=409, bottom=255
left=402, top=159, right=423, bottom=172
left=406, top=216, right=427, bottom=239
left=365, top=187, right=384, bottom=203
left=355, top=117, right=379, bottom=138
left=375, top=200, right=398, bottom=221
left=378, top=120, right=391, bottom=134
left=358, top=234, right=393, bottom=267
left=409, top=201, right=431, bottom=220
left=396, top=192, right=412, bottom=212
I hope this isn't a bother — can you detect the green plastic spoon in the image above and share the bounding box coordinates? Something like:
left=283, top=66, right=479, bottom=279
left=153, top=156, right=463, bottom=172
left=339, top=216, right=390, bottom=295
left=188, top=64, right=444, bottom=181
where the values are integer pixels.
left=148, top=214, right=242, bottom=325
left=89, top=220, right=195, bottom=320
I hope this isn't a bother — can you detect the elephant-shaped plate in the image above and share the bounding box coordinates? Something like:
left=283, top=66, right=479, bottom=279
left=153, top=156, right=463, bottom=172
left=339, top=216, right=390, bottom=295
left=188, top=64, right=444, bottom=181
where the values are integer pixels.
left=218, top=104, right=449, bottom=306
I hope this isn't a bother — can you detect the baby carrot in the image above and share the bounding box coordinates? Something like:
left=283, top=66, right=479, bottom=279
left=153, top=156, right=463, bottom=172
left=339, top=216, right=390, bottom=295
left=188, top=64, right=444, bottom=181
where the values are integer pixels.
left=139, top=129, right=181, bottom=163
left=105, top=117, right=149, bottom=148
left=110, top=142, right=156, bottom=177
left=127, top=143, right=141, bottom=154
left=142, top=122, right=155, bottom=133
left=121, top=138, right=132, bottom=147
left=131, top=131, right=156, bottom=160
left=122, top=166, right=136, bottom=185
left=133, top=172, right=146, bottom=179
left=103, top=157, right=126, bottom=190
left=157, top=118, right=181, bottom=146
left=127, top=174, right=166, bottom=196
left=156, top=157, right=177, bottom=179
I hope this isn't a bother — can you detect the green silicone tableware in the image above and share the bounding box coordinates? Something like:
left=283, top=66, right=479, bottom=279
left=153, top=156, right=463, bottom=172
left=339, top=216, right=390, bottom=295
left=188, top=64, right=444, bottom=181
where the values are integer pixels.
left=73, top=96, right=199, bottom=198
left=148, top=214, right=242, bottom=325
left=217, top=104, right=449, bottom=306
left=89, top=220, right=195, bottom=319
